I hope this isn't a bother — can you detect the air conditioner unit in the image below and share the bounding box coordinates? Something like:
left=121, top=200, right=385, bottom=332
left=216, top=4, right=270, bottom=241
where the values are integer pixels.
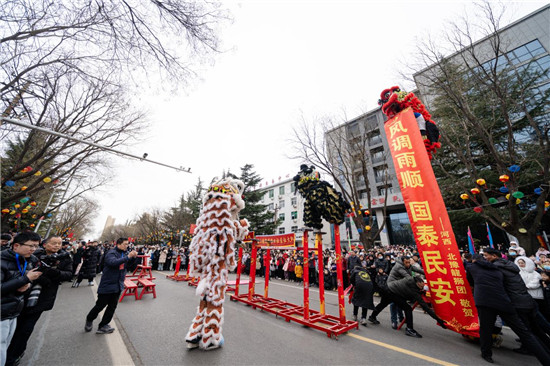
left=292, top=219, right=297, bottom=223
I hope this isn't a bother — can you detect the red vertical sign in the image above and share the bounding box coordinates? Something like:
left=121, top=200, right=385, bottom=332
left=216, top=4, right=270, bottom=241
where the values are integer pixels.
left=384, top=108, right=479, bottom=336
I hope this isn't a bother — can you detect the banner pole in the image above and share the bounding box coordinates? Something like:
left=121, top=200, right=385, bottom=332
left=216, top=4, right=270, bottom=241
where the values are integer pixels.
left=265, top=249, right=270, bottom=298
left=235, top=247, right=243, bottom=296
left=303, top=229, right=310, bottom=321
left=334, top=225, right=346, bottom=323
left=316, top=232, right=325, bottom=315
left=248, top=242, right=257, bottom=301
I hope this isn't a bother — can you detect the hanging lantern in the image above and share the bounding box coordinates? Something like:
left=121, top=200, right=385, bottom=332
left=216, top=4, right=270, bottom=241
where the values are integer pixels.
left=499, top=174, right=509, bottom=184
left=20, top=197, right=30, bottom=203
left=14, top=204, right=20, bottom=209
left=476, top=178, right=486, bottom=186
left=53, top=179, right=60, bottom=184
left=1, top=209, right=9, bottom=214
left=365, top=225, right=371, bottom=231
left=470, top=188, right=480, bottom=195
left=545, top=201, right=550, bottom=208
left=364, top=210, right=370, bottom=215
left=15, top=213, right=21, bottom=218
left=30, top=201, right=37, bottom=206
left=20, top=166, right=33, bottom=173
left=21, top=186, right=28, bottom=191
left=518, top=228, right=527, bottom=234
left=488, top=198, right=498, bottom=204
left=9, top=210, right=16, bottom=215
left=512, top=191, right=524, bottom=199
left=34, top=171, right=42, bottom=176
left=5, top=180, right=15, bottom=187
left=515, top=198, right=521, bottom=205
left=501, top=222, right=508, bottom=227
left=43, top=177, right=52, bottom=183
left=473, top=206, right=483, bottom=213
left=47, top=213, right=52, bottom=217
left=508, top=165, right=521, bottom=173
left=499, top=186, right=509, bottom=194
left=534, top=188, right=543, bottom=195
left=460, top=193, right=469, bottom=200
left=21, top=209, right=29, bottom=214
left=30, top=224, right=35, bottom=228
left=32, top=214, right=36, bottom=218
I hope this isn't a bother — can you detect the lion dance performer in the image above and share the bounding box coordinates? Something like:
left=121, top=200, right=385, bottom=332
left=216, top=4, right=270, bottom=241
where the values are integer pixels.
left=185, top=178, right=249, bottom=351
left=293, top=164, right=351, bottom=229
left=378, top=86, right=441, bottom=159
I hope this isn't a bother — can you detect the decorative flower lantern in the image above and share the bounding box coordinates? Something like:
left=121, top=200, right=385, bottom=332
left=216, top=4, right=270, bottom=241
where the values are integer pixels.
left=364, top=210, right=370, bottom=215
left=473, top=206, right=483, bottom=213
left=5, top=180, right=15, bottom=187
left=545, top=201, right=550, bottom=209
left=501, top=222, right=508, bottom=227
left=21, top=186, right=28, bottom=191
left=471, top=188, right=480, bottom=195
left=9, top=210, right=16, bottom=215
left=488, top=198, right=498, bottom=204
left=476, top=178, right=486, bottom=187
left=534, top=188, right=543, bottom=195
left=20, top=197, right=29, bottom=203
left=518, top=228, right=527, bottom=234
left=508, top=165, right=521, bottom=173
left=512, top=191, right=524, bottom=199
left=365, top=225, right=371, bottom=231
left=43, top=177, right=52, bottom=183
left=460, top=193, right=469, bottom=200
left=1, top=209, right=9, bottom=214
left=30, top=224, right=35, bottom=228
left=14, top=204, right=20, bottom=209
left=515, top=198, right=521, bottom=205
left=30, top=201, right=37, bottom=206
left=21, top=209, right=29, bottom=214
left=499, top=174, right=509, bottom=185
left=499, top=186, right=509, bottom=194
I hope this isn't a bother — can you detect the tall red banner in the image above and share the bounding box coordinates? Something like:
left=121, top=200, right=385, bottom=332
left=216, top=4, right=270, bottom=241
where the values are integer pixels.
left=384, top=108, right=479, bottom=336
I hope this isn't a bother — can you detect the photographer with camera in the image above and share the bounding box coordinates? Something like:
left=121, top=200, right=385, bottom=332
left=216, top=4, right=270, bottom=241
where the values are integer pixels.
left=5, top=236, right=72, bottom=366
left=85, top=238, right=137, bottom=334
left=1, top=232, right=42, bottom=366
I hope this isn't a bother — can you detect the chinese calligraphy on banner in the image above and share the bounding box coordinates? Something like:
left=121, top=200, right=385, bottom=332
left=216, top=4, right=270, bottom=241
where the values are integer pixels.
left=384, top=108, right=479, bottom=337
left=255, top=233, right=296, bottom=248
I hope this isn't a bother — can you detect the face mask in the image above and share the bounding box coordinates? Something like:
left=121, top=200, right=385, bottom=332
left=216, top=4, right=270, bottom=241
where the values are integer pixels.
left=508, top=252, right=517, bottom=256
left=543, top=265, right=550, bottom=270
left=378, top=256, right=383, bottom=259
left=391, top=260, right=395, bottom=263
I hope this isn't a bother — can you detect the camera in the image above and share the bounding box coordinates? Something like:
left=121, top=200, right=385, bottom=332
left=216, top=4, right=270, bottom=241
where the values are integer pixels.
left=36, top=251, right=70, bottom=272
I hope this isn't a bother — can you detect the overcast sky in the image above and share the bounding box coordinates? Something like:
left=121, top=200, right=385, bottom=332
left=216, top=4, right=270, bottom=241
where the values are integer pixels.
left=88, top=0, right=549, bottom=238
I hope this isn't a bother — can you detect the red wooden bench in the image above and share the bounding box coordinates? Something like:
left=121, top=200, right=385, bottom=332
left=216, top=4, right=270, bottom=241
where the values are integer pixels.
left=137, top=278, right=157, bottom=300
left=119, top=279, right=138, bottom=302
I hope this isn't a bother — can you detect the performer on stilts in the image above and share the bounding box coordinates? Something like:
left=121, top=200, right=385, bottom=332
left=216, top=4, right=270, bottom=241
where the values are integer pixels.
left=185, top=178, right=249, bottom=351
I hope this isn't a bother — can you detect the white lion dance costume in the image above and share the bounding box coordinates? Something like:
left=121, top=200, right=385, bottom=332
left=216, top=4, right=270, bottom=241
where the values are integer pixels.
left=185, top=178, right=249, bottom=351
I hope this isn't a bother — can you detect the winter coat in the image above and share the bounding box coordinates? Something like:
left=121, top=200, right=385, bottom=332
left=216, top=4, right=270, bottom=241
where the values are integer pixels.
left=295, top=264, right=303, bottom=279
left=97, top=248, right=137, bottom=294
left=347, top=255, right=361, bottom=271
left=1, top=249, right=36, bottom=320
left=25, top=248, right=73, bottom=313
left=387, top=257, right=424, bottom=284
left=350, top=266, right=375, bottom=309
left=374, top=258, right=389, bottom=274
left=81, top=246, right=100, bottom=277
left=159, top=250, right=167, bottom=264
left=375, top=272, right=389, bottom=292
left=388, top=277, right=438, bottom=320
left=493, top=258, right=536, bottom=310
left=466, top=259, right=513, bottom=312
left=514, top=256, right=543, bottom=300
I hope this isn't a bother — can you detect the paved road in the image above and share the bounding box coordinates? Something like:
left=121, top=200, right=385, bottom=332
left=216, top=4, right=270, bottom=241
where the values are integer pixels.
left=21, top=271, right=538, bottom=365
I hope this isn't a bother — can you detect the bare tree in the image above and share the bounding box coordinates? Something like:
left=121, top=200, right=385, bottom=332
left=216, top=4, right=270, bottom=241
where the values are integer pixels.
left=407, top=2, right=549, bottom=254
left=51, top=196, right=99, bottom=239
left=290, top=113, right=390, bottom=249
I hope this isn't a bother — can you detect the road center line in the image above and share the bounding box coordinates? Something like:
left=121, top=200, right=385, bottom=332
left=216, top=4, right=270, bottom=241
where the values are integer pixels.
left=347, top=333, right=458, bottom=366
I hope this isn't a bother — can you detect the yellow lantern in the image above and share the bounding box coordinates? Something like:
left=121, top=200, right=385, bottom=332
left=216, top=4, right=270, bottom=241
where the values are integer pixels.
left=470, top=188, right=480, bottom=195
left=21, top=186, right=28, bottom=191
left=460, top=193, right=469, bottom=200
left=545, top=201, right=550, bottom=208
left=21, top=209, right=29, bottom=214
left=43, top=177, right=52, bottom=183
left=34, top=171, right=42, bottom=176
left=476, top=178, right=486, bottom=186
left=506, top=194, right=510, bottom=200
left=10, top=210, right=15, bottom=215
left=1, top=209, right=9, bottom=214
left=516, top=198, right=521, bottom=205
left=365, top=225, right=371, bottom=231
left=14, top=204, right=20, bottom=209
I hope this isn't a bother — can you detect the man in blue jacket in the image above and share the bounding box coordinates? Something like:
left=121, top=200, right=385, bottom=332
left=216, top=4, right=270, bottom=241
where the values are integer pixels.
left=84, top=238, right=137, bottom=334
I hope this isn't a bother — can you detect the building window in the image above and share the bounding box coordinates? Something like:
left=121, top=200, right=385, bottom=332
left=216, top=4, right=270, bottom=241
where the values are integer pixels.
left=507, top=39, right=545, bottom=65
left=268, top=203, right=274, bottom=210
left=367, top=131, right=382, bottom=146
left=291, top=226, right=298, bottom=233
left=291, top=197, right=297, bottom=206
left=291, top=211, right=298, bottom=219
left=290, top=182, right=296, bottom=192
left=278, top=227, right=285, bottom=234
left=378, top=185, right=393, bottom=196
left=268, top=189, right=274, bottom=199
left=279, top=186, right=285, bottom=195
left=279, top=213, right=285, bottom=221
left=371, top=147, right=384, bottom=163
left=348, top=122, right=360, bottom=138
left=279, top=200, right=285, bottom=209
left=366, top=114, right=378, bottom=130
left=374, top=165, right=388, bottom=183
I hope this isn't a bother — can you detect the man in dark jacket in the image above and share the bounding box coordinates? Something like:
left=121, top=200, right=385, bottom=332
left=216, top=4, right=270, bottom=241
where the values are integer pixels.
left=484, top=248, right=550, bottom=357
left=347, top=251, right=361, bottom=273
left=387, top=256, right=424, bottom=284
left=1, top=233, right=42, bottom=366
left=74, top=242, right=101, bottom=287
left=468, top=253, right=550, bottom=364
left=84, top=238, right=137, bottom=334
left=5, top=236, right=72, bottom=366
left=350, top=265, right=375, bottom=325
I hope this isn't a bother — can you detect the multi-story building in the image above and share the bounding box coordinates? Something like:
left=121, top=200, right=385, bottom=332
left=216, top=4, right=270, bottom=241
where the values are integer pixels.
left=256, top=177, right=333, bottom=249
left=326, top=4, right=549, bottom=248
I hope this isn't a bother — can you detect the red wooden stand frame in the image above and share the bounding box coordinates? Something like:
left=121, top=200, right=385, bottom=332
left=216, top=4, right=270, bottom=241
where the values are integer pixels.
left=230, top=227, right=357, bottom=338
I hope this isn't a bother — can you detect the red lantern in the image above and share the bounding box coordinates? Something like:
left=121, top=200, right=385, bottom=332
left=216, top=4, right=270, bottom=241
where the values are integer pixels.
left=30, top=201, right=37, bottom=206
left=473, top=206, right=483, bottom=213
left=499, top=174, right=509, bottom=186
left=460, top=193, right=469, bottom=200
left=1, top=208, right=9, bottom=214
left=470, top=188, right=480, bottom=195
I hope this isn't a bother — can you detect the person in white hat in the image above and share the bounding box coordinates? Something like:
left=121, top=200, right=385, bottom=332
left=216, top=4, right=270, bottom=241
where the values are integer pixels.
left=509, top=241, right=526, bottom=256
